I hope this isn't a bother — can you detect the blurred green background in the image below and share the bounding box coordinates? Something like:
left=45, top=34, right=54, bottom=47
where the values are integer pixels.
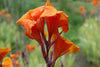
left=0, top=0, right=100, bottom=67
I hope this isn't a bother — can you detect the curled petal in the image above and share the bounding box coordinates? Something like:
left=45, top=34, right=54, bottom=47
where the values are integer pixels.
left=53, top=36, right=80, bottom=60
left=31, top=6, right=44, bottom=21
left=0, top=47, right=11, bottom=61
left=45, top=11, right=69, bottom=37
left=16, top=10, right=33, bottom=25
left=16, top=8, right=44, bottom=43
left=57, top=11, right=69, bottom=32
left=41, top=6, right=57, bottom=17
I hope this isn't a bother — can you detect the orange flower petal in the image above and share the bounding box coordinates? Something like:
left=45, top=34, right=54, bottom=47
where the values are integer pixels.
left=41, top=6, right=57, bottom=17
left=2, top=57, right=13, bottom=67
left=57, top=11, right=69, bottom=32
left=26, top=45, right=36, bottom=53
left=10, top=54, right=18, bottom=59
left=45, top=0, right=53, bottom=6
left=45, top=11, right=69, bottom=37
left=41, top=0, right=57, bottom=17
left=0, top=47, right=11, bottom=61
left=17, top=13, right=42, bottom=43
left=16, top=8, right=44, bottom=43
left=53, top=36, right=80, bottom=60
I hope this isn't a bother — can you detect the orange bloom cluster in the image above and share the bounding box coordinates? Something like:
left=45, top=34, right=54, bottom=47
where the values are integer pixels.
left=10, top=54, right=19, bottom=67
left=10, top=54, right=18, bottom=59
left=0, top=47, right=11, bottom=61
left=16, top=0, right=80, bottom=61
left=26, top=45, right=36, bottom=52
left=92, top=0, right=100, bottom=6
left=6, top=13, right=11, bottom=20
left=79, top=6, right=86, bottom=14
left=0, top=9, right=5, bottom=16
left=14, top=60, right=19, bottom=66
left=0, top=9, right=11, bottom=20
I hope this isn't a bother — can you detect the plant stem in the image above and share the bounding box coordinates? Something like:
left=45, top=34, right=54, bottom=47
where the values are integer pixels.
left=64, top=55, right=66, bottom=67
left=60, top=59, right=64, bottom=67
left=51, top=31, right=63, bottom=46
left=52, top=59, right=56, bottom=67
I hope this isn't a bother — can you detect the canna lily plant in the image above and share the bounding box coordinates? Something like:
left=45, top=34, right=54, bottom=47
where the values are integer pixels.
left=16, top=0, right=80, bottom=67
left=0, top=9, right=5, bottom=16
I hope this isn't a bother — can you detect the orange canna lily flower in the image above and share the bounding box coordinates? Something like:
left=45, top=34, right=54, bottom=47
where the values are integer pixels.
left=79, top=6, right=86, bottom=15
left=92, top=0, right=98, bottom=6
left=10, top=54, right=18, bottom=59
left=16, top=0, right=69, bottom=43
left=0, top=47, right=11, bottom=61
left=26, top=45, right=36, bottom=53
left=0, top=9, right=5, bottom=16
left=2, top=57, right=13, bottom=67
left=52, top=35, right=80, bottom=60
left=79, top=6, right=85, bottom=10
left=6, top=13, right=11, bottom=20
left=14, top=60, right=19, bottom=66
left=16, top=0, right=80, bottom=66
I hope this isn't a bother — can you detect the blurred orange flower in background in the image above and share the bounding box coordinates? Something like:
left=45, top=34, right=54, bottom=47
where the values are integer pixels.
left=6, top=13, right=11, bottom=20
left=92, top=0, right=98, bottom=6
left=26, top=45, right=36, bottom=53
left=2, top=57, right=13, bottom=67
left=91, top=10, right=95, bottom=14
left=10, top=54, right=18, bottom=59
left=0, top=47, right=11, bottom=61
left=79, top=6, right=86, bottom=14
left=14, top=60, right=19, bottom=66
left=0, top=9, right=5, bottom=16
